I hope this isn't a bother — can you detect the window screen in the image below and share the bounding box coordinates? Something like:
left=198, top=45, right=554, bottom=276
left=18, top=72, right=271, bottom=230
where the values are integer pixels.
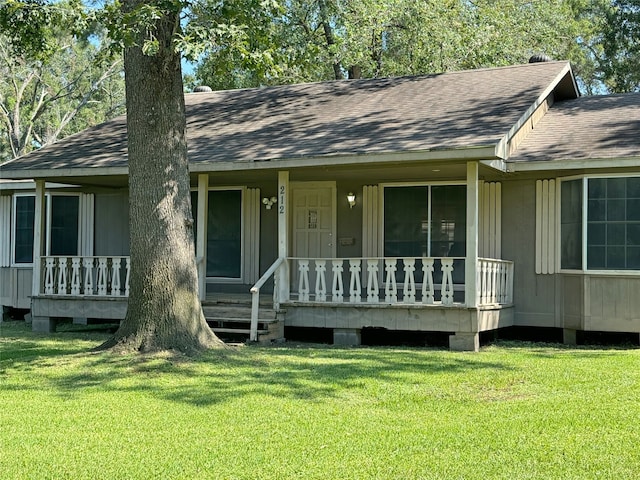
left=49, top=196, right=79, bottom=256
left=14, top=196, right=35, bottom=263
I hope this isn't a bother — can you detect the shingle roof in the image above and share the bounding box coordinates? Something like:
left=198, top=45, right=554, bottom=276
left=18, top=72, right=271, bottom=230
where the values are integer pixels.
left=1, top=61, right=573, bottom=175
left=509, top=93, right=640, bottom=163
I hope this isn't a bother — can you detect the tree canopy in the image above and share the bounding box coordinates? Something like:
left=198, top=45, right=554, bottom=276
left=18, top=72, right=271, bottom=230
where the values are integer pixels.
left=192, top=0, right=640, bottom=95
left=2, top=0, right=639, bottom=162
left=0, top=32, right=123, bottom=162
left=596, top=0, right=640, bottom=92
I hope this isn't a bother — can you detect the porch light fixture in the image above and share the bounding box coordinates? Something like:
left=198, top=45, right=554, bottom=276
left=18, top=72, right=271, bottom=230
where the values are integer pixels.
left=262, top=197, right=278, bottom=210
left=347, top=192, right=356, bottom=209
left=262, top=196, right=277, bottom=209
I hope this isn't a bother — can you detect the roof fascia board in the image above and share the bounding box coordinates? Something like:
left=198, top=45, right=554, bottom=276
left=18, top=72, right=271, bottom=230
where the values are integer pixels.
left=2, top=147, right=500, bottom=180
left=0, top=166, right=129, bottom=180
left=0, top=180, right=76, bottom=191
left=190, top=146, right=499, bottom=173
left=507, top=156, right=640, bottom=172
left=495, top=63, right=576, bottom=160
left=480, top=159, right=507, bottom=172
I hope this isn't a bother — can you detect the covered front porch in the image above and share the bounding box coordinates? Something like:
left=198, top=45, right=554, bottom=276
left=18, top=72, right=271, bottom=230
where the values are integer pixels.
left=28, top=161, right=514, bottom=350
left=31, top=252, right=513, bottom=349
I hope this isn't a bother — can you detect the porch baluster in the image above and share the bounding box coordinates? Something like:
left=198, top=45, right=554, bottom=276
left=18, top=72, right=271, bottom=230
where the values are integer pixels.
left=70, top=257, right=82, bottom=295
left=480, top=260, right=489, bottom=304
left=298, top=260, right=310, bottom=301
left=366, top=259, right=379, bottom=303
left=331, top=260, right=344, bottom=302
left=506, top=262, right=514, bottom=304
left=402, top=258, right=416, bottom=303
left=44, top=258, right=55, bottom=295
left=490, top=261, right=499, bottom=304
left=421, top=258, right=435, bottom=304
left=57, top=257, right=68, bottom=294
left=96, top=258, right=108, bottom=296
left=348, top=259, right=362, bottom=303
left=111, top=258, right=122, bottom=296
left=494, top=262, right=503, bottom=303
left=441, top=258, right=454, bottom=305
left=314, top=260, right=327, bottom=302
left=484, top=261, right=492, bottom=304
left=124, top=258, right=131, bottom=296
left=384, top=259, right=397, bottom=303
left=499, top=262, right=508, bottom=303
left=83, top=258, right=94, bottom=295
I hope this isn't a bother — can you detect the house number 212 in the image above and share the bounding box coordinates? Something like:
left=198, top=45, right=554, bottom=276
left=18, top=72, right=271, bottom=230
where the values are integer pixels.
left=279, top=185, right=285, bottom=214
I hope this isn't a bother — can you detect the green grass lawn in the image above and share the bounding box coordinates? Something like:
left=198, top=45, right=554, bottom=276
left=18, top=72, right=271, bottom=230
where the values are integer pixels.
left=1, top=321, right=639, bottom=480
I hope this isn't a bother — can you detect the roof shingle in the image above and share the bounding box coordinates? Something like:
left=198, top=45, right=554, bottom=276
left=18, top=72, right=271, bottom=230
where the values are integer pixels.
left=509, top=93, right=640, bottom=163
left=2, top=61, right=572, bottom=174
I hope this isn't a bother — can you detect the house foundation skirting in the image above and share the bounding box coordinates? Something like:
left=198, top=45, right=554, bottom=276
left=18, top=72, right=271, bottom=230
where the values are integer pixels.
left=283, top=302, right=514, bottom=351
left=31, top=296, right=127, bottom=328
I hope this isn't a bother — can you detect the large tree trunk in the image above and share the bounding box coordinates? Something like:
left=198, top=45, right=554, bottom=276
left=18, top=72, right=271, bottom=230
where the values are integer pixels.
left=99, top=1, right=223, bottom=353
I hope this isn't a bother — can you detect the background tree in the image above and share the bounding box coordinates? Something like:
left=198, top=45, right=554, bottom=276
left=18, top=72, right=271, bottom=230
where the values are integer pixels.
left=193, top=0, right=626, bottom=94
left=595, top=0, right=640, bottom=92
left=0, top=32, right=123, bottom=162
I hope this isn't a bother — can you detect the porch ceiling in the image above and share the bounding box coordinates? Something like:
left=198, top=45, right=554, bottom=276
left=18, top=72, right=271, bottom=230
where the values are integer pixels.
left=194, top=160, right=505, bottom=187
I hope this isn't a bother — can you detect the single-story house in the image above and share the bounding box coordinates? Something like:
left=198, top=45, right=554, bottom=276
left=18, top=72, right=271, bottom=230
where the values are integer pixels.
left=2, top=58, right=640, bottom=351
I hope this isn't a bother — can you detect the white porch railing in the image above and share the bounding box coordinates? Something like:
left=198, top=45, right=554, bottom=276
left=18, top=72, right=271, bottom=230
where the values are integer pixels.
left=40, top=256, right=130, bottom=297
left=478, top=258, right=514, bottom=305
left=289, top=257, right=513, bottom=307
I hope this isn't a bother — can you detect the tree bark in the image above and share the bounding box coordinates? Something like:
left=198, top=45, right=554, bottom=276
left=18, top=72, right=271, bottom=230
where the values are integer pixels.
left=99, top=1, right=223, bottom=353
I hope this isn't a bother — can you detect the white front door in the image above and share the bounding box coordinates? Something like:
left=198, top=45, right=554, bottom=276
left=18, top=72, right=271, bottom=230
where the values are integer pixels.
left=291, top=182, right=336, bottom=259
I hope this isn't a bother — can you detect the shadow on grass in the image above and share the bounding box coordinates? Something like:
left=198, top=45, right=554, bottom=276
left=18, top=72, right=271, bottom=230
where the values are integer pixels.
left=3, top=321, right=637, bottom=408
left=0, top=321, right=112, bottom=364
left=1, top=321, right=514, bottom=407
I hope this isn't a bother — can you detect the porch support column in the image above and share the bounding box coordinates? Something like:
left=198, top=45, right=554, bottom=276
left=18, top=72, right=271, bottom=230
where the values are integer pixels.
left=31, top=179, right=46, bottom=298
left=196, top=174, right=208, bottom=301
left=465, top=161, right=479, bottom=308
left=277, top=171, right=290, bottom=302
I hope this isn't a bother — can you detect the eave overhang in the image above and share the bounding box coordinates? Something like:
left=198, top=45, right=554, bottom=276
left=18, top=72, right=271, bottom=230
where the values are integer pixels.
left=507, top=156, right=640, bottom=173
left=1, top=144, right=505, bottom=182
left=496, top=63, right=578, bottom=161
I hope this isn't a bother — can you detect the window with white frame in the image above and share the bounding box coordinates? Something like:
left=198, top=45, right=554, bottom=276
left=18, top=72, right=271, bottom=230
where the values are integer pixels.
left=13, top=195, right=36, bottom=264
left=11, top=193, right=81, bottom=265
left=560, top=176, right=640, bottom=271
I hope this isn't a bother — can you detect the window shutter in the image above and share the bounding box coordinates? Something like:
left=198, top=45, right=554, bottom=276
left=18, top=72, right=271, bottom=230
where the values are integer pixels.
left=243, top=188, right=260, bottom=283
left=79, top=193, right=95, bottom=257
left=478, top=182, right=501, bottom=259
left=0, top=195, right=10, bottom=267
left=535, top=179, right=556, bottom=274
left=362, top=185, right=379, bottom=257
